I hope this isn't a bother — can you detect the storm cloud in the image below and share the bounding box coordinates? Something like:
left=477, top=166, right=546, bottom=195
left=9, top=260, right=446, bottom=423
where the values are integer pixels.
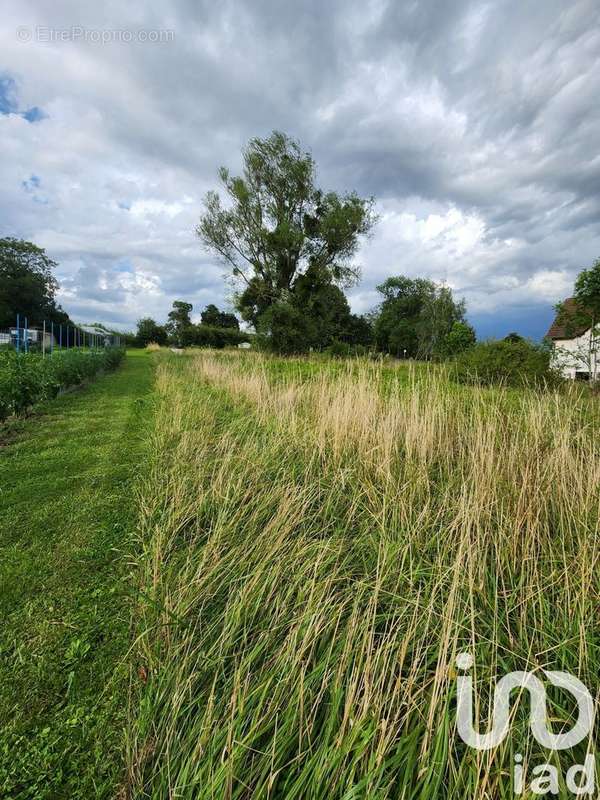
left=1, top=0, right=599, bottom=336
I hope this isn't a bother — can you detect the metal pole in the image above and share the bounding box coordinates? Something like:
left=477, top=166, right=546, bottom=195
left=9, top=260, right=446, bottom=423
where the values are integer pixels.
left=59, top=324, right=62, bottom=349
left=24, top=317, right=28, bottom=353
left=16, top=313, right=20, bottom=353
left=42, top=320, right=46, bottom=358
left=50, top=321, right=54, bottom=354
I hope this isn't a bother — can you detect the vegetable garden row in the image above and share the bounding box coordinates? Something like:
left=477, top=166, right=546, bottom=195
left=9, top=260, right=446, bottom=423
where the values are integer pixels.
left=0, top=348, right=125, bottom=422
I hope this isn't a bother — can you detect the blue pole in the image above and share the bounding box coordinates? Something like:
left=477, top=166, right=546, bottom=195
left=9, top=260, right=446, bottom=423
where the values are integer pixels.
left=16, top=313, right=20, bottom=353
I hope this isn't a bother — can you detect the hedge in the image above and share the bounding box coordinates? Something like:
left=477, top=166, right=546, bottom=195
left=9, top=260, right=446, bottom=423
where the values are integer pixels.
left=0, top=348, right=125, bottom=422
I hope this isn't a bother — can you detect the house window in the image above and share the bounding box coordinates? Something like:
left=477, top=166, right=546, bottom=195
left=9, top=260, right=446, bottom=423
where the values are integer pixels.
left=575, top=371, right=590, bottom=381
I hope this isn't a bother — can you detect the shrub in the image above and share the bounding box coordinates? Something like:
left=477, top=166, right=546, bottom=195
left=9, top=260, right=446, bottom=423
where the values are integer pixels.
left=326, top=341, right=370, bottom=359
left=451, top=339, right=560, bottom=388
left=0, top=348, right=125, bottom=422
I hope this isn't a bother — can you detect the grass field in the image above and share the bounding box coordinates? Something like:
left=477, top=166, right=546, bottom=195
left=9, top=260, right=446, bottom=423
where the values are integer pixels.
left=126, top=350, right=599, bottom=798
left=1, top=349, right=598, bottom=798
left=0, top=350, right=154, bottom=798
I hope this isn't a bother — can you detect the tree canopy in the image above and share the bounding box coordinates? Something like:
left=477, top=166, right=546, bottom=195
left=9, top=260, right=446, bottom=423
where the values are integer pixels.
left=197, top=131, right=376, bottom=349
left=0, top=237, right=70, bottom=329
left=374, top=276, right=468, bottom=358
left=136, top=317, right=168, bottom=347
left=555, top=258, right=600, bottom=335
left=573, top=258, right=600, bottom=324
left=200, top=304, right=239, bottom=330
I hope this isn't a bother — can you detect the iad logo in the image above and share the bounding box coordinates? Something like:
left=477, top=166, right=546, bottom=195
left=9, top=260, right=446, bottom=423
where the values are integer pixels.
left=455, top=653, right=596, bottom=796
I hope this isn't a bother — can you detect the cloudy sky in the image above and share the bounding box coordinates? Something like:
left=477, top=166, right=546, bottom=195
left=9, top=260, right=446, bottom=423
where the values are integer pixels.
left=2, top=0, right=599, bottom=337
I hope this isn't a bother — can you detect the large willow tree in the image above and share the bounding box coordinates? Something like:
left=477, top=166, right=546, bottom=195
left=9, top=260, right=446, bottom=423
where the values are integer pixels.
left=197, top=131, right=376, bottom=331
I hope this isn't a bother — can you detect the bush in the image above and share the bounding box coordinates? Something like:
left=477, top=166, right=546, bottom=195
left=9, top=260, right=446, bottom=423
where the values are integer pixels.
left=0, top=347, right=125, bottom=422
left=451, top=339, right=560, bottom=388
left=326, top=341, right=370, bottom=359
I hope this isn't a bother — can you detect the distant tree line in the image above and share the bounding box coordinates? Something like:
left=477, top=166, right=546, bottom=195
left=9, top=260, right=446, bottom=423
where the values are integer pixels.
left=11, top=130, right=598, bottom=382
left=134, top=300, right=250, bottom=349
left=197, top=131, right=476, bottom=358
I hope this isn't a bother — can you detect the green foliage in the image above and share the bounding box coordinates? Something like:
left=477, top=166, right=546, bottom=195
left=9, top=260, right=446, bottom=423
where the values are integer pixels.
left=437, top=321, right=476, bottom=357
left=135, top=317, right=168, bottom=347
left=573, top=257, right=600, bottom=320
left=185, top=323, right=251, bottom=349
left=0, top=348, right=125, bottom=421
left=343, top=313, right=373, bottom=347
left=0, top=237, right=71, bottom=329
left=166, top=301, right=193, bottom=345
left=374, top=276, right=467, bottom=358
left=326, top=340, right=370, bottom=358
left=451, top=338, right=560, bottom=387
left=256, top=302, right=311, bottom=355
left=255, top=265, right=374, bottom=354
left=200, top=304, right=240, bottom=330
left=197, top=131, right=376, bottom=333
left=503, top=331, right=524, bottom=343
left=554, top=258, right=600, bottom=337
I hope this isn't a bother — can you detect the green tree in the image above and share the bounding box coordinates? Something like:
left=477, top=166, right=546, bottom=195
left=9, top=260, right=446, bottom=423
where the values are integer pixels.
left=503, top=332, right=524, bottom=343
left=574, top=258, right=600, bottom=320
left=343, top=314, right=373, bottom=347
left=289, top=264, right=354, bottom=351
left=200, top=303, right=221, bottom=327
left=439, top=321, right=476, bottom=356
left=417, top=284, right=466, bottom=358
left=373, top=276, right=466, bottom=358
left=197, top=131, right=376, bottom=343
left=0, top=237, right=70, bottom=329
left=373, top=277, right=431, bottom=357
left=555, top=258, right=600, bottom=379
left=200, top=304, right=240, bottom=330
left=135, top=317, right=167, bottom=347
left=256, top=302, right=312, bottom=355
left=166, top=300, right=193, bottom=345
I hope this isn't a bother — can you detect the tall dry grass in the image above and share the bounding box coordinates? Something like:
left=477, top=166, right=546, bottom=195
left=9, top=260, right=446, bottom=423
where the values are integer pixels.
left=127, top=350, right=599, bottom=799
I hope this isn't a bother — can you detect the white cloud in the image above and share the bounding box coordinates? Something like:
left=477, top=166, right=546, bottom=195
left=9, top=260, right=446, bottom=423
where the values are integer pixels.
left=1, top=0, right=599, bottom=337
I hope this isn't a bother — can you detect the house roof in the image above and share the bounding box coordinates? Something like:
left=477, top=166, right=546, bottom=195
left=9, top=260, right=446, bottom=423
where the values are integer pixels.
left=547, top=297, right=592, bottom=340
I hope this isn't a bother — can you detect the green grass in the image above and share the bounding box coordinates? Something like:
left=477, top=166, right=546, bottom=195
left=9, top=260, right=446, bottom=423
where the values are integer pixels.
left=1, top=347, right=598, bottom=798
left=0, top=350, right=154, bottom=799
left=127, top=350, right=599, bottom=799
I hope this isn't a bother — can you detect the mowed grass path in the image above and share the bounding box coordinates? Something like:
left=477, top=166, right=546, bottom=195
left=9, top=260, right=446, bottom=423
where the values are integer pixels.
left=0, top=350, right=154, bottom=799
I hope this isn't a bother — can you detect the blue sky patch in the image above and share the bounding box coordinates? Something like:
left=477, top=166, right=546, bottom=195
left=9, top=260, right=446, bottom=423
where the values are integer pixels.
left=22, top=106, right=46, bottom=123
left=0, top=75, right=18, bottom=114
left=0, top=73, right=46, bottom=122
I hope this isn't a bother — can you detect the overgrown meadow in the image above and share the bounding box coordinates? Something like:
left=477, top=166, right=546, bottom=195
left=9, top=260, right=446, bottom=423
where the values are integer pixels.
left=127, top=350, right=599, bottom=799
